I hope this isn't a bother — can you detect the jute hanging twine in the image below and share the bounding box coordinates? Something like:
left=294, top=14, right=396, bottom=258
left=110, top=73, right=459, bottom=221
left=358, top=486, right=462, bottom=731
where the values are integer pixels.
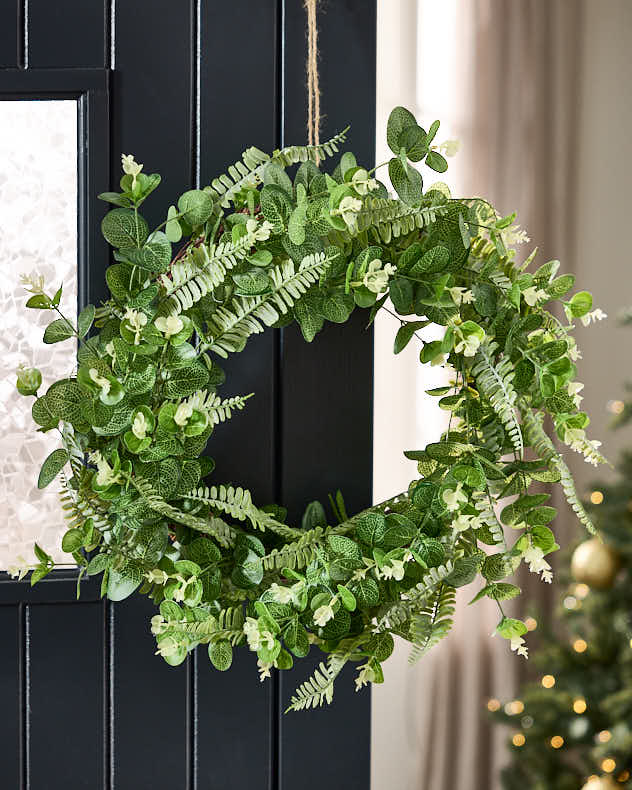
left=304, top=0, right=321, bottom=160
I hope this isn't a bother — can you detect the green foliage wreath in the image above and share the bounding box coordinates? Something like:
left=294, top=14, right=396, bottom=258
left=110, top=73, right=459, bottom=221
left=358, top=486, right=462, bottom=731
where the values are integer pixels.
left=15, top=107, right=608, bottom=711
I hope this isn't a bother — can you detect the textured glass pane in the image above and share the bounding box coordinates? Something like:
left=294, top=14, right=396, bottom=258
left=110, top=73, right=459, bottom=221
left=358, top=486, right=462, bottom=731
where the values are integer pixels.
left=0, top=100, right=78, bottom=569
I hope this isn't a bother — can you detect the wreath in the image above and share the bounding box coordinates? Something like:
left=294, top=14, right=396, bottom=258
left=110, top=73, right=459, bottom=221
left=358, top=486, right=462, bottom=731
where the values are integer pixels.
left=15, top=106, right=607, bottom=711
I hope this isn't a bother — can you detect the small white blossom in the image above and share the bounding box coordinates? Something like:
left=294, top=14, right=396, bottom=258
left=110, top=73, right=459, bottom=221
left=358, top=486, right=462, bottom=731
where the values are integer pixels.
left=313, top=604, right=335, bottom=627
left=523, top=545, right=553, bottom=584
left=567, top=381, right=584, bottom=409
left=105, top=341, right=116, bottom=359
left=88, top=450, right=117, bottom=487
left=150, top=615, right=167, bottom=635
left=155, top=637, right=179, bottom=658
left=453, top=513, right=482, bottom=533
left=442, top=482, right=467, bottom=513
left=568, top=338, right=582, bottom=361
left=246, top=218, right=274, bottom=244
left=121, top=154, right=143, bottom=186
left=501, top=224, right=530, bottom=248
left=257, top=659, right=273, bottom=682
left=89, top=368, right=111, bottom=395
left=522, top=286, right=548, bottom=307
left=174, top=402, right=193, bottom=427
left=7, top=555, right=31, bottom=580
left=269, top=583, right=294, bottom=605
left=132, top=411, right=148, bottom=440
left=564, top=426, right=586, bottom=452
left=146, top=568, right=168, bottom=585
left=580, top=308, right=607, bottom=327
left=243, top=617, right=262, bottom=651
left=154, top=315, right=184, bottom=339
left=438, top=139, right=460, bottom=157
left=447, top=287, right=474, bottom=306
left=20, top=271, right=46, bottom=294
left=454, top=331, right=482, bottom=357
left=123, top=308, right=148, bottom=345
left=362, top=259, right=396, bottom=294
left=354, top=662, right=376, bottom=691
left=582, top=438, right=604, bottom=467
left=510, top=635, right=529, bottom=659
left=351, top=168, right=378, bottom=196
left=380, top=559, right=406, bottom=581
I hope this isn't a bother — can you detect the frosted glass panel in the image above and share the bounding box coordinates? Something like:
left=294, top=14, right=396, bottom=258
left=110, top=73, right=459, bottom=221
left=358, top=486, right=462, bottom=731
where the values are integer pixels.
left=0, top=100, right=78, bottom=569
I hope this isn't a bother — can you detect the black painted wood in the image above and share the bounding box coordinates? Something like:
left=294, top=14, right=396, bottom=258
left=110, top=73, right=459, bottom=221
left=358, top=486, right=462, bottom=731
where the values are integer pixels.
left=0, top=605, right=20, bottom=787
left=29, top=603, right=104, bottom=788
left=1, top=1, right=377, bottom=786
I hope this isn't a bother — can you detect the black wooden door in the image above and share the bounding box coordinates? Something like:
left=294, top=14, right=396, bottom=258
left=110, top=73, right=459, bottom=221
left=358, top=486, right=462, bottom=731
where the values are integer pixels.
left=0, top=2, right=376, bottom=788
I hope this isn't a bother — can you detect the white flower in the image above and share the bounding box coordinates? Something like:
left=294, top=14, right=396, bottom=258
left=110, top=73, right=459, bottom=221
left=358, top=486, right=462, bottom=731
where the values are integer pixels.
left=381, top=559, right=406, bottom=581
left=354, top=662, right=376, bottom=691
left=154, top=315, right=183, bottom=339
left=89, top=450, right=117, bottom=487
left=438, top=139, right=460, bottom=157
left=246, top=218, right=274, bottom=243
left=453, top=513, right=482, bottom=532
left=243, top=617, right=262, bottom=651
left=269, top=583, right=294, bottom=604
left=20, top=271, right=46, bottom=294
left=150, top=615, right=167, bottom=635
left=580, top=308, right=607, bottom=327
left=132, top=411, right=148, bottom=440
left=257, top=659, right=273, bottom=682
left=567, top=381, right=584, bottom=409
left=155, top=637, right=179, bottom=658
left=146, top=568, right=168, bottom=585
left=7, top=555, right=30, bottom=580
left=336, top=195, right=363, bottom=228
left=523, top=545, right=553, bottom=583
left=568, top=339, right=582, bottom=361
left=442, top=482, right=467, bottom=512
left=105, top=341, right=116, bottom=359
left=174, top=402, right=193, bottom=427
left=447, top=287, right=474, bottom=306
left=121, top=154, right=143, bottom=186
left=123, top=308, right=148, bottom=345
left=522, top=286, right=548, bottom=307
left=582, top=438, right=604, bottom=467
left=313, top=604, right=335, bottom=627
left=564, top=426, right=586, bottom=451
left=454, top=332, right=482, bottom=357
left=362, top=259, right=395, bottom=294
left=510, top=635, right=529, bottom=659
left=501, top=224, right=530, bottom=248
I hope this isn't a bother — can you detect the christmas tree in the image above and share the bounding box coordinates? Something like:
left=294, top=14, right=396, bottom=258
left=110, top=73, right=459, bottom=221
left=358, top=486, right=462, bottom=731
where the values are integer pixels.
left=491, top=364, right=632, bottom=789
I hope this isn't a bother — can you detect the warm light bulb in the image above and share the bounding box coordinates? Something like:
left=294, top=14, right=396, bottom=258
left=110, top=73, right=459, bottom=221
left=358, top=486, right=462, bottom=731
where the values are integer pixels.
left=590, top=490, right=604, bottom=505
left=541, top=674, right=556, bottom=689
left=602, top=758, right=616, bottom=773
left=550, top=735, right=564, bottom=749
left=575, top=584, right=590, bottom=599
left=525, top=617, right=537, bottom=631
left=487, top=698, right=500, bottom=712
left=504, top=700, right=525, bottom=715
left=618, top=770, right=630, bottom=781
left=608, top=399, right=625, bottom=415
left=598, top=730, right=612, bottom=743
left=512, top=733, right=525, bottom=747
left=564, top=596, right=578, bottom=610
left=573, top=638, right=588, bottom=653
left=573, top=698, right=587, bottom=714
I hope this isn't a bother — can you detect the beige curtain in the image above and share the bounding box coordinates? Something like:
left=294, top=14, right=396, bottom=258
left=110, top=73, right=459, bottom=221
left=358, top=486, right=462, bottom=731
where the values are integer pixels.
left=372, top=1, right=594, bottom=788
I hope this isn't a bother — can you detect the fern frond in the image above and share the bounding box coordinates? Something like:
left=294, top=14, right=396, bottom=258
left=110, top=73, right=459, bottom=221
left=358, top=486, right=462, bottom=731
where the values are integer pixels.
left=472, top=341, right=523, bottom=457
left=472, top=493, right=506, bottom=547
left=60, top=423, right=85, bottom=476
left=271, top=127, right=349, bottom=167
left=203, top=252, right=330, bottom=357
left=158, top=235, right=252, bottom=316
left=378, top=560, right=455, bottom=630
left=285, top=653, right=347, bottom=713
left=408, top=583, right=456, bottom=663
left=167, top=607, right=245, bottom=645
left=183, top=484, right=297, bottom=536
left=59, top=474, right=110, bottom=532
left=261, top=526, right=328, bottom=571
left=184, top=391, right=253, bottom=426
left=206, top=146, right=271, bottom=208
left=129, top=476, right=238, bottom=547
left=522, top=409, right=596, bottom=533
left=351, top=198, right=450, bottom=244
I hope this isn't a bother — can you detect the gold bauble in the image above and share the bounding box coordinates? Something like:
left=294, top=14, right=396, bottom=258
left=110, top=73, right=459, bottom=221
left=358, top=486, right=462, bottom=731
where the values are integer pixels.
left=570, top=538, right=620, bottom=589
left=581, top=777, right=618, bottom=790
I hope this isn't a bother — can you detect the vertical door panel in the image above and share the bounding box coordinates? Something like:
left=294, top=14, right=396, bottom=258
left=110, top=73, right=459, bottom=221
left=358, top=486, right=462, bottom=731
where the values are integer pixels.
left=29, top=603, right=104, bottom=789
left=0, top=605, right=20, bottom=787
left=28, top=0, right=107, bottom=68
left=111, top=596, right=189, bottom=788
left=0, top=2, right=19, bottom=67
